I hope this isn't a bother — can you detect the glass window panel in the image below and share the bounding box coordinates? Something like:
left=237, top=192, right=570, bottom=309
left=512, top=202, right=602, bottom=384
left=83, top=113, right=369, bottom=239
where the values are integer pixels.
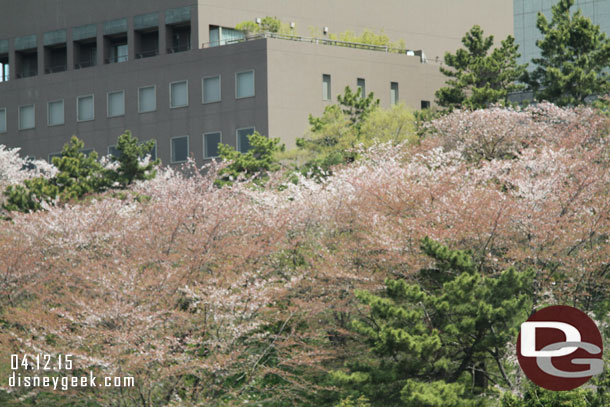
left=170, top=81, right=188, bottom=108
left=117, top=44, right=128, bottom=62
left=322, top=74, right=331, bottom=100
left=172, top=136, right=189, bottom=162
left=48, top=100, right=64, bottom=126
left=139, top=86, right=156, bottom=113
left=390, top=82, right=399, bottom=105
left=108, top=145, right=121, bottom=158
left=19, top=105, right=35, bottom=130
left=203, top=76, right=221, bottom=103
left=357, top=78, right=365, bottom=97
left=220, top=27, right=245, bottom=45
left=204, top=132, right=221, bottom=157
left=237, top=127, right=255, bottom=153
left=78, top=95, right=94, bottom=121
left=0, top=108, right=6, bottom=132
left=209, top=27, right=220, bottom=47
left=236, top=71, right=254, bottom=98
left=148, top=141, right=157, bottom=161
left=108, top=90, right=125, bottom=117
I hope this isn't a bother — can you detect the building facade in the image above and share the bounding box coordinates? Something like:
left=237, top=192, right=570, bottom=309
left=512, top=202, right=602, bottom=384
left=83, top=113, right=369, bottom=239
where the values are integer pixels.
left=514, top=0, right=610, bottom=67
left=0, top=0, right=513, bottom=164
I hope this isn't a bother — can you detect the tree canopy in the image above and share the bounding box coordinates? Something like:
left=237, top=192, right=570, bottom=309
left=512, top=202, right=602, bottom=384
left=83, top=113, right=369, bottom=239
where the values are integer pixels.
left=524, top=0, right=610, bottom=106
left=435, top=25, right=527, bottom=110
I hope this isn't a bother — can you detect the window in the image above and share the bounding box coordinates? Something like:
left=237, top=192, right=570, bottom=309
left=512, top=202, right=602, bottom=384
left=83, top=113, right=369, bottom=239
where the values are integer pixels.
left=170, top=80, right=188, bottom=108
left=77, top=95, right=94, bottom=121
left=138, top=85, right=156, bottom=113
left=322, top=74, right=331, bottom=100
left=171, top=136, right=189, bottom=163
left=148, top=140, right=157, bottom=161
left=236, top=127, right=255, bottom=153
left=111, top=43, right=128, bottom=63
left=107, top=90, right=125, bottom=117
left=108, top=145, right=121, bottom=158
left=47, top=100, right=64, bottom=126
left=19, top=105, right=35, bottom=130
left=203, top=75, right=221, bottom=103
left=209, top=26, right=245, bottom=47
left=357, top=78, right=365, bottom=97
left=203, top=132, right=221, bottom=158
left=421, top=100, right=431, bottom=109
left=0, top=108, right=6, bottom=133
left=48, top=152, right=62, bottom=163
left=236, top=70, right=254, bottom=99
left=390, top=82, right=399, bottom=106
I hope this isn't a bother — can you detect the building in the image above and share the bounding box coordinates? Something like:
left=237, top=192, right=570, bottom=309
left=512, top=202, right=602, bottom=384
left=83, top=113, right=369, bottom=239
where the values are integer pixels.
left=514, top=0, right=610, bottom=67
left=0, top=0, right=513, bottom=164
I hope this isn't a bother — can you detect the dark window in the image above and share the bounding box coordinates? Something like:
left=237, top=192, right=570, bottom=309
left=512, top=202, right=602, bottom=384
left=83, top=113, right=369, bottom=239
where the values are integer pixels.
left=237, top=127, right=255, bottom=153
left=421, top=100, right=431, bottom=109
left=74, top=40, right=97, bottom=69
left=204, top=132, right=221, bottom=158
left=171, top=136, right=189, bottom=162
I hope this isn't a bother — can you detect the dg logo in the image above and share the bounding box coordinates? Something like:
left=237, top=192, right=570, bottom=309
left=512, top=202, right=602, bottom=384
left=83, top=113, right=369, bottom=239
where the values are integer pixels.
left=517, top=305, right=604, bottom=391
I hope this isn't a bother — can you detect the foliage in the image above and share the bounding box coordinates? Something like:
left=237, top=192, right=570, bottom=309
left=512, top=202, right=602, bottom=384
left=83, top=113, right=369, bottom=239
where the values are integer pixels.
left=0, top=102, right=608, bottom=406
left=501, top=384, right=596, bottom=407
left=524, top=0, right=610, bottom=106
left=3, top=137, right=107, bottom=212
left=326, top=29, right=406, bottom=50
left=287, top=86, right=384, bottom=176
left=236, top=16, right=293, bottom=35
left=3, top=132, right=158, bottom=213
left=331, top=238, right=534, bottom=406
left=107, top=130, right=159, bottom=188
left=214, top=131, right=284, bottom=187
left=435, top=25, right=527, bottom=110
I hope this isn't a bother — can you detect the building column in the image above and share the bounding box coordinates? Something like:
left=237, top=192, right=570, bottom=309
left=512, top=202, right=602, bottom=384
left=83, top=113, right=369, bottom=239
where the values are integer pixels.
left=159, top=12, right=167, bottom=55
left=96, top=23, right=104, bottom=65
left=66, top=29, right=74, bottom=71
left=127, top=17, right=135, bottom=62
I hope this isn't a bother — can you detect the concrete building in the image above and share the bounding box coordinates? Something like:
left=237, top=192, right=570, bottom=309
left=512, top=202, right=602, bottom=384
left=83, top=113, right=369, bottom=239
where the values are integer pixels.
left=0, top=0, right=513, bottom=164
left=514, top=0, right=610, bottom=67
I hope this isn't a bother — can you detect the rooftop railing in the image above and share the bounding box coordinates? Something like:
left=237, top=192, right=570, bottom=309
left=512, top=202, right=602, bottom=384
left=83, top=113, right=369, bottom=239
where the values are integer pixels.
left=202, top=32, right=427, bottom=62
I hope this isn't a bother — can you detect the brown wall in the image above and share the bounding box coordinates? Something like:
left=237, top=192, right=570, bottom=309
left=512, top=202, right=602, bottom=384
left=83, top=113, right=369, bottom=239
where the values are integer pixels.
left=197, top=0, right=514, bottom=60
left=266, top=39, right=445, bottom=148
left=0, top=40, right=268, bottom=163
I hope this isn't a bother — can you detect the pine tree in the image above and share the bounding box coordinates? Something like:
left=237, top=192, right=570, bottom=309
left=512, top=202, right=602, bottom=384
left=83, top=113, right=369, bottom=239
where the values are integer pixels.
left=3, top=137, right=108, bottom=212
left=435, top=25, right=527, bottom=110
left=525, top=0, right=610, bottom=106
left=214, top=131, right=283, bottom=187
left=333, top=238, right=534, bottom=406
left=108, top=130, right=159, bottom=188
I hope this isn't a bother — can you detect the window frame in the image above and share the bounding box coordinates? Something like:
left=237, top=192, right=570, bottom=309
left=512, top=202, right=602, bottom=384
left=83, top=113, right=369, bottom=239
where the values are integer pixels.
left=169, top=80, right=189, bottom=109
left=322, top=74, right=331, bottom=101
left=357, top=78, right=366, bottom=97
left=47, top=99, right=65, bottom=127
left=147, top=139, right=157, bottom=161
left=202, top=75, right=221, bottom=104
left=170, top=135, right=189, bottom=163
left=138, top=85, right=157, bottom=113
left=107, top=89, right=126, bottom=118
left=0, top=107, right=7, bottom=133
left=18, top=104, right=35, bottom=130
left=235, top=69, right=255, bottom=99
left=76, top=94, right=95, bottom=122
left=236, top=126, right=255, bottom=153
left=48, top=152, right=62, bottom=163
left=390, top=82, right=399, bottom=106
left=107, top=145, right=121, bottom=159
left=203, top=131, right=222, bottom=158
